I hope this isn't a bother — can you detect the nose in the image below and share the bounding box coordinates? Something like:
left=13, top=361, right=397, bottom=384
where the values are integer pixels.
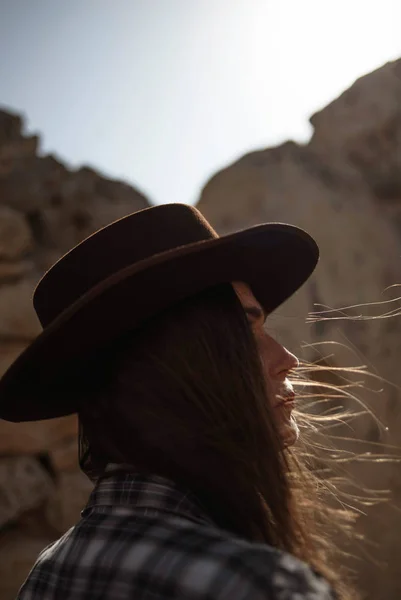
left=284, top=348, right=299, bottom=372
left=272, top=339, right=299, bottom=377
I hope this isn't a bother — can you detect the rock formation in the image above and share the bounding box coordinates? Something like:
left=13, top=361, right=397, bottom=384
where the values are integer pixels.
left=197, top=59, right=401, bottom=599
left=0, top=109, right=149, bottom=599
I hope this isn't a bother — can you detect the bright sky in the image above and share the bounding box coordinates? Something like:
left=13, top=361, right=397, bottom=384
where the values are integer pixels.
left=1, top=0, right=400, bottom=205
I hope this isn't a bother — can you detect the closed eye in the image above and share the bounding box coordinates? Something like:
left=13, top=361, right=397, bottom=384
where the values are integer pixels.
left=244, top=306, right=266, bottom=323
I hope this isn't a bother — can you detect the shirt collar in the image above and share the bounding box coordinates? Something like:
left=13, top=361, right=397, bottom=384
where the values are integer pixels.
left=82, top=469, right=215, bottom=528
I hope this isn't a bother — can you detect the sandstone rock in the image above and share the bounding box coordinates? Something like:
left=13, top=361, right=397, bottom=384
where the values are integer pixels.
left=0, top=415, right=77, bottom=456
left=310, top=59, right=401, bottom=224
left=310, top=60, right=401, bottom=154
left=0, top=341, right=28, bottom=379
left=50, top=437, right=79, bottom=472
left=44, top=470, right=93, bottom=534
left=0, top=206, right=32, bottom=260
left=0, top=280, right=41, bottom=340
left=0, top=109, right=23, bottom=144
left=0, top=138, right=39, bottom=178
left=0, top=457, right=54, bottom=527
left=0, top=527, right=54, bottom=600
left=0, top=259, right=34, bottom=283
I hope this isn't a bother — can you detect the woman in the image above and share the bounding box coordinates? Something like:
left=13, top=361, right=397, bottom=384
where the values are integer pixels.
left=0, top=203, right=350, bottom=599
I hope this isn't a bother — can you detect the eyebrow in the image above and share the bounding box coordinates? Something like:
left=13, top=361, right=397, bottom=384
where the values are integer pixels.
left=244, top=305, right=266, bottom=321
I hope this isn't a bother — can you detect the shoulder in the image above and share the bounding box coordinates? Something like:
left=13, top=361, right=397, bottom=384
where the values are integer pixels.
left=173, top=524, right=335, bottom=599
left=19, top=511, right=335, bottom=600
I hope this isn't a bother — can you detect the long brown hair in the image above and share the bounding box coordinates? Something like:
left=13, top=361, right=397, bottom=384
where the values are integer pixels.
left=78, top=283, right=355, bottom=598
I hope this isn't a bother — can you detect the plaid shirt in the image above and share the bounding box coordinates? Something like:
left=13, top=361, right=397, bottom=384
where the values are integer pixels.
left=18, top=471, right=336, bottom=599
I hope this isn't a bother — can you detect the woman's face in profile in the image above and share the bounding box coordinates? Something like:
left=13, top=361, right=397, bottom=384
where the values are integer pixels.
left=233, top=281, right=300, bottom=447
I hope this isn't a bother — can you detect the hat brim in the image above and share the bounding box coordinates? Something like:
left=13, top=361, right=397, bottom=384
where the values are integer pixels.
left=0, top=223, right=318, bottom=422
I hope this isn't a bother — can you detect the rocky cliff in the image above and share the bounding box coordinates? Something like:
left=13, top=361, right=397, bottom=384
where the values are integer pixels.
left=0, top=109, right=149, bottom=599
left=197, top=59, right=401, bottom=599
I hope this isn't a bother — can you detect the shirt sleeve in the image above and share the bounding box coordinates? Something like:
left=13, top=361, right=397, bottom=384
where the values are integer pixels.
left=263, top=551, right=336, bottom=600
left=178, top=543, right=337, bottom=600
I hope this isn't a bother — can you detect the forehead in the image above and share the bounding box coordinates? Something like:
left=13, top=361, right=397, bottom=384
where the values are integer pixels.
left=232, top=281, right=261, bottom=308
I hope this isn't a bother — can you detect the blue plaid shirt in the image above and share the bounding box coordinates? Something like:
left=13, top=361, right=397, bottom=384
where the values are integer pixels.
left=18, top=471, right=336, bottom=599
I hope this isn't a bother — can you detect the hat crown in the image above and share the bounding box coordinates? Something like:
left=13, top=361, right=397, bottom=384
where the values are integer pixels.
left=34, top=204, right=218, bottom=328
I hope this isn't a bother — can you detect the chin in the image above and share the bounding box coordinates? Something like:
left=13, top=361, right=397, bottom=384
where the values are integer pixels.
left=280, top=415, right=299, bottom=448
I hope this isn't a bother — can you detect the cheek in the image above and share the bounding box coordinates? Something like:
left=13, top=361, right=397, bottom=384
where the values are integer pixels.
left=254, top=334, right=274, bottom=381
left=254, top=340, right=275, bottom=406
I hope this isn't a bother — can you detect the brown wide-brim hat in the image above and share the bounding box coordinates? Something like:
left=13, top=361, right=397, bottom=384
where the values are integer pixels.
left=0, top=203, right=318, bottom=422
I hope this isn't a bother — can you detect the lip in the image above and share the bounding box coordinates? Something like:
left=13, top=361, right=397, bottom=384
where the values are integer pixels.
left=274, top=394, right=296, bottom=409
